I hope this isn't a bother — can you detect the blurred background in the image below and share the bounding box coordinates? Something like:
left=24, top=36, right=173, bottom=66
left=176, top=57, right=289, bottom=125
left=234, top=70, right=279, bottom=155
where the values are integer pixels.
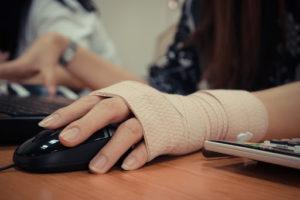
left=0, top=0, right=184, bottom=97
left=95, top=0, right=183, bottom=77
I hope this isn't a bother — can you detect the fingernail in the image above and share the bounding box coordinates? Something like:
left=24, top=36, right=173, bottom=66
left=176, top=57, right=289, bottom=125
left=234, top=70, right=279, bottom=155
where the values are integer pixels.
left=89, top=155, right=108, bottom=173
left=121, top=156, right=137, bottom=170
left=60, top=127, right=80, bottom=142
left=39, top=114, right=59, bottom=127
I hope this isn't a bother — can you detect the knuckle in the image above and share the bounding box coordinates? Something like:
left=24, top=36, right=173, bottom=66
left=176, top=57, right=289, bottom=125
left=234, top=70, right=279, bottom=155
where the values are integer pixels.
left=80, top=95, right=100, bottom=105
left=136, top=145, right=148, bottom=162
left=99, top=98, right=126, bottom=119
left=133, top=152, right=146, bottom=164
left=120, top=118, right=142, bottom=138
left=67, top=122, right=81, bottom=130
left=55, top=101, right=76, bottom=114
left=100, top=98, right=117, bottom=110
left=65, top=122, right=89, bottom=138
left=53, top=107, right=66, bottom=116
left=89, top=97, right=129, bottom=124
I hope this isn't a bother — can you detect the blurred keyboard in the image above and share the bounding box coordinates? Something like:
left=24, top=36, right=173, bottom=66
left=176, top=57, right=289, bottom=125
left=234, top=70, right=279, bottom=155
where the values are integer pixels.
left=0, top=95, right=73, bottom=144
left=0, top=95, right=73, bottom=117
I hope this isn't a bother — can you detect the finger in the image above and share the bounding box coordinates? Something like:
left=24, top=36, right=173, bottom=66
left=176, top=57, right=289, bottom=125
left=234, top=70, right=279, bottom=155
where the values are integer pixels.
left=0, top=52, right=9, bottom=63
left=121, top=142, right=148, bottom=171
left=89, top=118, right=143, bottom=174
left=59, top=97, right=130, bottom=147
left=0, top=59, right=37, bottom=80
left=42, top=67, right=56, bottom=97
left=38, top=95, right=101, bottom=128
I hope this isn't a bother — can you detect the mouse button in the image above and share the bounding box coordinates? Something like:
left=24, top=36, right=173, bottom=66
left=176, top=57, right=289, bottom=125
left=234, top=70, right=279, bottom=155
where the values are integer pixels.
left=15, top=137, right=36, bottom=156
left=31, top=129, right=53, bottom=143
left=50, top=129, right=63, bottom=137
left=32, top=136, right=69, bottom=156
left=53, top=138, right=110, bottom=163
left=17, top=139, right=67, bottom=157
left=16, top=132, right=66, bottom=157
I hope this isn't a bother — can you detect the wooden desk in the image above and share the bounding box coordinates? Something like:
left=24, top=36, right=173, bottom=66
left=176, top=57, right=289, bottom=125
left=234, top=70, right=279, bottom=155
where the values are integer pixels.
left=0, top=146, right=299, bottom=200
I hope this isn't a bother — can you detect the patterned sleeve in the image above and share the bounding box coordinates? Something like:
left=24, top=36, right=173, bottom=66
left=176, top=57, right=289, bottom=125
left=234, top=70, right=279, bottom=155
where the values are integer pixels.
left=253, top=1, right=300, bottom=90
left=148, top=0, right=201, bottom=95
left=284, top=1, right=300, bottom=65
left=149, top=0, right=300, bottom=93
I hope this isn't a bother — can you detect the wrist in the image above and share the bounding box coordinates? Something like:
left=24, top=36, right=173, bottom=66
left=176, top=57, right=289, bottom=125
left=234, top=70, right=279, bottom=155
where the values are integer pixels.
left=90, top=81, right=268, bottom=161
left=46, top=32, right=69, bottom=55
left=191, top=90, right=268, bottom=142
left=45, top=33, right=78, bottom=68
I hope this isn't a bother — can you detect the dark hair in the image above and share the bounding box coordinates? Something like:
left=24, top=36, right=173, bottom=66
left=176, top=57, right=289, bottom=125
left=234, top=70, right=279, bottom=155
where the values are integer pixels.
left=0, top=0, right=32, bottom=59
left=0, top=0, right=97, bottom=59
left=190, top=0, right=286, bottom=90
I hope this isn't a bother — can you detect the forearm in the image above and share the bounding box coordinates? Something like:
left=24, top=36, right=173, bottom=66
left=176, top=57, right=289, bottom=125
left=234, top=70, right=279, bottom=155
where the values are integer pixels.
left=54, top=67, right=86, bottom=89
left=254, top=81, right=300, bottom=139
left=55, top=34, right=144, bottom=90
left=23, top=66, right=85, bottom=89
left=68, top=47, right=144, bottom=90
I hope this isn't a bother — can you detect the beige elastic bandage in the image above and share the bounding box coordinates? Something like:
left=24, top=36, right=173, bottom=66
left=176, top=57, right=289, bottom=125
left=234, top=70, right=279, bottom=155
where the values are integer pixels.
left=90, top=81, right=268, bottom=161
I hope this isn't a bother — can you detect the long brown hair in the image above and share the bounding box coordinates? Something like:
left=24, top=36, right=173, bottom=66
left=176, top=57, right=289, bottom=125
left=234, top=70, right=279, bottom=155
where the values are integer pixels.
left=191, top=0, right=285, bottom=89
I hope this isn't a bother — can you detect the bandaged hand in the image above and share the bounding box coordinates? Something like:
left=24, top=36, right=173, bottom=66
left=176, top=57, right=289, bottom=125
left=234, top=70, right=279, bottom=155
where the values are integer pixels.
left=39, top=81, right=268, bottom=173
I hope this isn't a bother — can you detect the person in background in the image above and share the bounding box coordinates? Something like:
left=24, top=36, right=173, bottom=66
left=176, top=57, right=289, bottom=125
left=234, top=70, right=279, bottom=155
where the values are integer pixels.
left=0, top=0, right=118, bottom=95
left=0, top=0, right=299, bottom=174
left=148, top=0, right=300, bottom=94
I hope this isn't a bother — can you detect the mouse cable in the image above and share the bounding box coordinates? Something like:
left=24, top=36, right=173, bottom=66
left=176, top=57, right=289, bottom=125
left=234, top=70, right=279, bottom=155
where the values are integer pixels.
left=0, top=164, right=15, bottom=172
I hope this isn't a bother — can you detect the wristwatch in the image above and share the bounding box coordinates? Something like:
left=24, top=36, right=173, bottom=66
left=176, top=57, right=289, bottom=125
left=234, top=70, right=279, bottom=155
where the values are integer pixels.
left=59, top=40, right=78, bottom=66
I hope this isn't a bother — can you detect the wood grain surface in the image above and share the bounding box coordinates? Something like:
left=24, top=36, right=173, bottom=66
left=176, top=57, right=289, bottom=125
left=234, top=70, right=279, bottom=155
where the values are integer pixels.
left=0, top=146, right=299, bottom=200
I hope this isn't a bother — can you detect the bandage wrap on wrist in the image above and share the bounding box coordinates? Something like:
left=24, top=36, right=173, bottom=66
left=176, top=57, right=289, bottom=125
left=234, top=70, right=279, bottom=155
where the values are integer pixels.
left=90, top=81, right=268, bottom=161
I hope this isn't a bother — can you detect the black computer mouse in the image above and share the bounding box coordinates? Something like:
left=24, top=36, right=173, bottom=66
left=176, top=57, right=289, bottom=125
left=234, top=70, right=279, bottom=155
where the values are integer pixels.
left=13, top=126, right=115, bottom=173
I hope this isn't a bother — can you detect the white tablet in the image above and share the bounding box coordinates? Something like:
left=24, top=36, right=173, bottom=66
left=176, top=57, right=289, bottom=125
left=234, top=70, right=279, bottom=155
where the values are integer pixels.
left=204, top=140, right=300, bottom=170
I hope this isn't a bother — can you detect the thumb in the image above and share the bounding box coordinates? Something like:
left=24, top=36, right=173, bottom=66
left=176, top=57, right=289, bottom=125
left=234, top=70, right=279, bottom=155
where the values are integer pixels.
left=42, top=67, right=57, bottom=96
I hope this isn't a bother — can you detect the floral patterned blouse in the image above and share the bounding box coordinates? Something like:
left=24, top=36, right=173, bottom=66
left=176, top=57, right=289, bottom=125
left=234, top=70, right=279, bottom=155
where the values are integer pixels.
left=148, top=0, right=300, bottom=95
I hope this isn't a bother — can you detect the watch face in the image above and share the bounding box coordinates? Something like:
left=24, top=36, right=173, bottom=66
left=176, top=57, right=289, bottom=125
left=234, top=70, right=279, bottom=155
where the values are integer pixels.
left=61, top=41, right=77, bottom=65
left=65, top=48, right=75, bottom=61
